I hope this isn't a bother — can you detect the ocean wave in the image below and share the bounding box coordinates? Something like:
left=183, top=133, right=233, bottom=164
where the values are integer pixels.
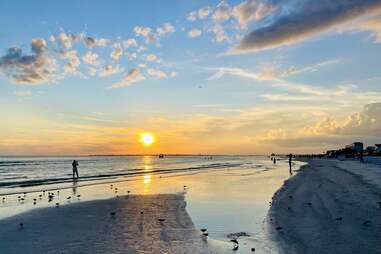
left=0, top=161, right=254, bottom=188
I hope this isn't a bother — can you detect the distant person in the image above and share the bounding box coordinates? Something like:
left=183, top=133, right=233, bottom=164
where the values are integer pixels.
left=273, top=157, right=276, bottom=164
left=288, top=154, right=293, bottom=173
left=72, top=160, right=79, bottom=179
left=359, top=151, right=364, bottom=163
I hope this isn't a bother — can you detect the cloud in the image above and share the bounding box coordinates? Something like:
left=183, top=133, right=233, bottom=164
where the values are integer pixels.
left=188, top=28, right=202, bottom=38
left=62, top=50, right=81, bottom=74
left=302, top=102, right=381, bottom=138
left=346, top=12, right=381, bottom=43
left=84, top=37, right=96, bottom=48
left=111, top=68, right=145, bottom=88
left=156, top=23, right=175, bottom=36
left=147, top=68, right=167, bottom=79
left=98, top=64, right=122, bottom=77
left=96, top=38, right=110, bottom=47
left=212, top=23, right=230, bottom=42
left=14, top=90, right=32, bottom=96
left=134, top=26, right=156, bottom=44
left=234, top=0, right=381, bottom=53
left=0, top=38, right=57, bottom=84
left=110, top=43, right=123, bottom=60
left=82, top=51, right=99, bottom=65
left=146, top=54, right=158, bottom=62
left=188, top=6, right=211, bottom=21
left=212, top=2, right=232, bottom=22
left=232, top=0, right=277, bottom=27
left=123, top=38, right=138, bottom=48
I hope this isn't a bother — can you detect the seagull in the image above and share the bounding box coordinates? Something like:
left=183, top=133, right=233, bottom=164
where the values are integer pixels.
left=67, top=196, right=71, bottom=200
left=363, top=220, right=371, bottom=225
left=230, top=239, right=239, bottom=251
left=77, top=195, right=81, bottom=198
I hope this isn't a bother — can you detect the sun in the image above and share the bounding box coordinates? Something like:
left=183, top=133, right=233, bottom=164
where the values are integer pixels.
left=140, top=133, right=155, bottom=147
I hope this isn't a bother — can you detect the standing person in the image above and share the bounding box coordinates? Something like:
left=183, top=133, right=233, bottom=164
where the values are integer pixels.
left=72, top=160, right=79, bottom=179
left=288, top=154, right=293, bottom=174
left=273, top=157, right=276, bottom=164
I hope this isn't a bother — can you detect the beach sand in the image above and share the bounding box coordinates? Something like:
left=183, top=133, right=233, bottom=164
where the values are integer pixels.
left=0, top=194, right=231, bottom=254
left=269, top=159, right=381, bottom=254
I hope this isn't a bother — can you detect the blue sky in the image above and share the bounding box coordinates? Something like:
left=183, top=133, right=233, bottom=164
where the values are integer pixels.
left=1, top=0, right=381, bottom=155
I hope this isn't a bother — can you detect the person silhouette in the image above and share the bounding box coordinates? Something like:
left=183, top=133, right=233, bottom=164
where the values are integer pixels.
left=288, top=154, right=293, bottom=174
left=72, top=160, right=79, bottom=179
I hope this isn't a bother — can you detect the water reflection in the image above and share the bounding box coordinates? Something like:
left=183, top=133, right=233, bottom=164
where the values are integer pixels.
left=143, top=156, right=153, bottom=193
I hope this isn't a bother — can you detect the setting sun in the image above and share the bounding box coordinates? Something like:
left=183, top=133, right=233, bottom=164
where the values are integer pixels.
left=140, top=133, right=155, bottom=147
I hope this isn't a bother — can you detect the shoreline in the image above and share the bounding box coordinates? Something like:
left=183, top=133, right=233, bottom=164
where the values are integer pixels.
left=268, top=159, right=381, bottom=254
left=0, top=194, right=231, bottom=254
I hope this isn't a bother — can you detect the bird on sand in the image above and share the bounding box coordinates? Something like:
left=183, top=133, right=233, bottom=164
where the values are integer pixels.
left=230, top=239, right=239, bottom=250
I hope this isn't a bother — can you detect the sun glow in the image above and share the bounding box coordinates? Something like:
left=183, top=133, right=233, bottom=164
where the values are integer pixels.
left=140, top=133, right=155, bottom=147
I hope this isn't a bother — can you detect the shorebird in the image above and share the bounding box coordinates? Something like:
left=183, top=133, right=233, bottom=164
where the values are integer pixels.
left=200, top=228, right=207, bottom=233
left=251, top=247, right=256, bottom=252
left=19, top=223, right=24, bottom=228
left=110, top=212, right=116, bottom=216
left=230, top=239, right=239, bottom=250
left=335, top=217, right=343, bottom=221
left=202, top=232, right=209, bottom=237
left=158, top=218, right=165, bottom=224
left=363, top=220, right=371, bottom=225
left=276, top=226, right=283, bottom=230
left=67, top=196, right=71, bottom=200
left=77, top=195, right=81, bottom=198
left=55, top=203, right=60, bottom=207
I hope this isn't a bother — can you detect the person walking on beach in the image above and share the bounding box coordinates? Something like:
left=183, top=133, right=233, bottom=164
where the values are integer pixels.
left=72, top=160, right=79, bottom=179
left=288, top=154, right=293, bottom=174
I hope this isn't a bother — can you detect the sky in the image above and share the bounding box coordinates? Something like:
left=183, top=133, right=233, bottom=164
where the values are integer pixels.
left=1, top=0, right=381, bottom=155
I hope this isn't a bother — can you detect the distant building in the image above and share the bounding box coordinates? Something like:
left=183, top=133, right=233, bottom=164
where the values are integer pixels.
left=376, top=144, right=381, bottom=153
left=347, top=142, right=364, bottom=153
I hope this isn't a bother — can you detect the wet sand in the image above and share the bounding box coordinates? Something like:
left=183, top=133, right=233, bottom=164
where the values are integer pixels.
left=269, top=159, right=381, bottom=254
left=0, top=194, right=232, bottom=254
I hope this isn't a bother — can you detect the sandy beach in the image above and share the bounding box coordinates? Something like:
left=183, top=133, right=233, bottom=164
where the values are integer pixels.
left=0, top=194, right=231, bottom=254
left=269, top=159, right=381, bottom=254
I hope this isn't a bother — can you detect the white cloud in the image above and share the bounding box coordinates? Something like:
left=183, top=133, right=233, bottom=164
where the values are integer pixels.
left=134, top=26, right=156, bottom=44
left=213, top=2, right=232, bottom=22
left=146, top=54, right=158, bottom=62
left=110, top=44, right=123, bottom=60
left=188, top=28, right=202, bottom=38
left=82, top=51, right=99, bottom=65
left=212, top=23, right=229, bottom=43
left=147, top=68, right=167, bottom=79
left=111, top=68, right=146, bottom=88
left=96, top=38, right=109, bottom=47
left=123, top=38, right=138, bottom=48
left=232, top=0, right=276, bottom=27
left=0, top=38, right=57, bottom=84
left=188, top=6, right=211, bottom=21
left=99, top=64, right=122, bottom=77
left=157, top=23, right=175, bottom=36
